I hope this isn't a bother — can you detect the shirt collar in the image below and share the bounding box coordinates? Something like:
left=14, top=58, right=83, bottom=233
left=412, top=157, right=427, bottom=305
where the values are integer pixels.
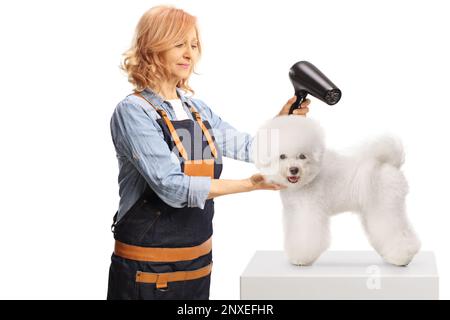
left=141, top=87, right=190, bottom=108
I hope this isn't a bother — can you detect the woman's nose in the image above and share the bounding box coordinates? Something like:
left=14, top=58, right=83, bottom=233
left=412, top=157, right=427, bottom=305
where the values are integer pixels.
left=183, top=46, right=193, bottom=58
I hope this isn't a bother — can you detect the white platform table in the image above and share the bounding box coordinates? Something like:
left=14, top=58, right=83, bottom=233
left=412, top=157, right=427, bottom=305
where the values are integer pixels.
left=240, top=251, right=438, bottom=300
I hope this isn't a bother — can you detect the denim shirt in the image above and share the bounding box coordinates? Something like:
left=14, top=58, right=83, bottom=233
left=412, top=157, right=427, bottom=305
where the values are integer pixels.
left=111, top=87, right=255, bottom=221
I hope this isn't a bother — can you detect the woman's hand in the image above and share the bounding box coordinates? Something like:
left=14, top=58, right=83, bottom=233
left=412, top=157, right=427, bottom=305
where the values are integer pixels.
left=246, top=174, right=287, bottom=191
left=207, top=175, right=287, bottom=199
left=277, top=96, right=310, bottom=117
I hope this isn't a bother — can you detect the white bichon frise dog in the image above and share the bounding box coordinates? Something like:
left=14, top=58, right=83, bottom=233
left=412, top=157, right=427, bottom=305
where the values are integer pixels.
left=252, top=116, right=421, bottom=267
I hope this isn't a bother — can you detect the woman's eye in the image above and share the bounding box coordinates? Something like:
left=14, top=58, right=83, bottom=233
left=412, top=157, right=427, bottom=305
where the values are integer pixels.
left=280, top=154, right=287, bottom=160
left=175, top=44, right=198, bottom=49
left=298, top=154, right=306, bottom=160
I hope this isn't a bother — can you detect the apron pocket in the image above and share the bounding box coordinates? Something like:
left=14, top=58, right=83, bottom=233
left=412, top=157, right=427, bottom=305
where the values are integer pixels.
left=135, top=263, right=212, bottom=300
left=114, top=201, right=162, bottom=244
left=136, top=280, right=186, bottom=300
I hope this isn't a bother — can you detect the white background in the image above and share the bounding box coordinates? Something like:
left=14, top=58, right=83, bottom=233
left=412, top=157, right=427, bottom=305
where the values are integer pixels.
left=0, top=0, right=449, bottom=299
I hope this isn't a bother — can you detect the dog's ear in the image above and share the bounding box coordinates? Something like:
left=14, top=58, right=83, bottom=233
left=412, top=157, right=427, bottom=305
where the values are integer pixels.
left=252, top=129, right=277, bottom=168
left=312, top=148, right=324, bottom=162
left=251, top=139, right=267, bottom=168
left=251, top=148, right=271, bottom=168
left=254, top=153, right=272, bottom=168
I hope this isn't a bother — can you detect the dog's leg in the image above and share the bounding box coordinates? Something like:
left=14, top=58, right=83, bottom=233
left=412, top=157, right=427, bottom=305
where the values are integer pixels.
left=360, top=165, right=421, bottom=266
left=283, top=204, right=330, bottom=266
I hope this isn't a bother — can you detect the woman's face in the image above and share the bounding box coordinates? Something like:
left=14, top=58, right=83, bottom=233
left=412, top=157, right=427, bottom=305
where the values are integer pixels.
left=162, top=27, right=199, bottom=82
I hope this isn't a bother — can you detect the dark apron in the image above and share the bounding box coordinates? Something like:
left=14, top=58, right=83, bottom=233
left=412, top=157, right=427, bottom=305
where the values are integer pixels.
left=107, top=93, right=223, bottom=300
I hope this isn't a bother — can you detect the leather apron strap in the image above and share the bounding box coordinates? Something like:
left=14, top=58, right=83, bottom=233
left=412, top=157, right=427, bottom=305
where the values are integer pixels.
left=133, top=92, right=218, bottom=160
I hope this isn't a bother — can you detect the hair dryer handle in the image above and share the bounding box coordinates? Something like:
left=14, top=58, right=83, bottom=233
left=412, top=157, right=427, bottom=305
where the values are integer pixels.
left=288, top=91, right=307, bottom=115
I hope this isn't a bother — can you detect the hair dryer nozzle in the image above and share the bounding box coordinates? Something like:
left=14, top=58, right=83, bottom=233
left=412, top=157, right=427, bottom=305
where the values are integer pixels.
left=289, top=61, right=341, bottom=114
left=325, top=88, right=341, bottom=105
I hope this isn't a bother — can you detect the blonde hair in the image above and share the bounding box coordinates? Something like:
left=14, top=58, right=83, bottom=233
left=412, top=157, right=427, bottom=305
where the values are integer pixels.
left=121, top=5, right=202, bottom=94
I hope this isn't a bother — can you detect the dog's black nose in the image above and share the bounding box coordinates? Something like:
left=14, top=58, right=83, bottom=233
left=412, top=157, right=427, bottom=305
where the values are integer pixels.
left=289, top=167, right=299, bottom=175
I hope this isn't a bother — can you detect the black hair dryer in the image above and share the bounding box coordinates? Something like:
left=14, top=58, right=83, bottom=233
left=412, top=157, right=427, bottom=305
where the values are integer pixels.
left=289, top=61, right=342, bottom=114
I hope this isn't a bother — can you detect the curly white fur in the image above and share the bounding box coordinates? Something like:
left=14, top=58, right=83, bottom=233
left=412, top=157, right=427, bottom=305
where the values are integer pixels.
left=252, top=116, right=420, bottom=266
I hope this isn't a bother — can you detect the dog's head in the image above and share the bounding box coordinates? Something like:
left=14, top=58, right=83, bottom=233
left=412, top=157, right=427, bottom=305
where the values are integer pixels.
left=252, top=116, right=325, bottom=189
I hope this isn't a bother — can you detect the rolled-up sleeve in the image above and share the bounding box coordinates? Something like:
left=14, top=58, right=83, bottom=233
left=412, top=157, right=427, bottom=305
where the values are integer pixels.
left=192, top=99, right=255, bottom=163
left=188, top=176, right=211, bottom=208
left=112, top=100, right=211, bottom=209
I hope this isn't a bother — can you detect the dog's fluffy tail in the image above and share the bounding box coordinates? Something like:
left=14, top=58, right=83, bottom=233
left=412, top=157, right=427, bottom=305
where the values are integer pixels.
left=357, top=135, right=405, bottom=168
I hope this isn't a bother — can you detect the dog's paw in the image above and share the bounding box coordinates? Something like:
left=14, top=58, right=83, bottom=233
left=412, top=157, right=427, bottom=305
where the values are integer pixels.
left=284, top=241, right=328, bottom=267
left=380, top=231, right=421, bottom=266
left=287, top=252, right=320, bottom=266
left=289, top=258, right=315, bottom=267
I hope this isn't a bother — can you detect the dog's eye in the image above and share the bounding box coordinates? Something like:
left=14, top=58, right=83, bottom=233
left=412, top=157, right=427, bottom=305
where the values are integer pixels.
left=298, top=154, right=306, bottom=160
left=280, top=154, right=287, bottom=160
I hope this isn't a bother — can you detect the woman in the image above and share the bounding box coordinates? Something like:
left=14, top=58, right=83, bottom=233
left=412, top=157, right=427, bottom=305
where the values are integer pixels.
left=107, top=5, right=310, bottom=300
